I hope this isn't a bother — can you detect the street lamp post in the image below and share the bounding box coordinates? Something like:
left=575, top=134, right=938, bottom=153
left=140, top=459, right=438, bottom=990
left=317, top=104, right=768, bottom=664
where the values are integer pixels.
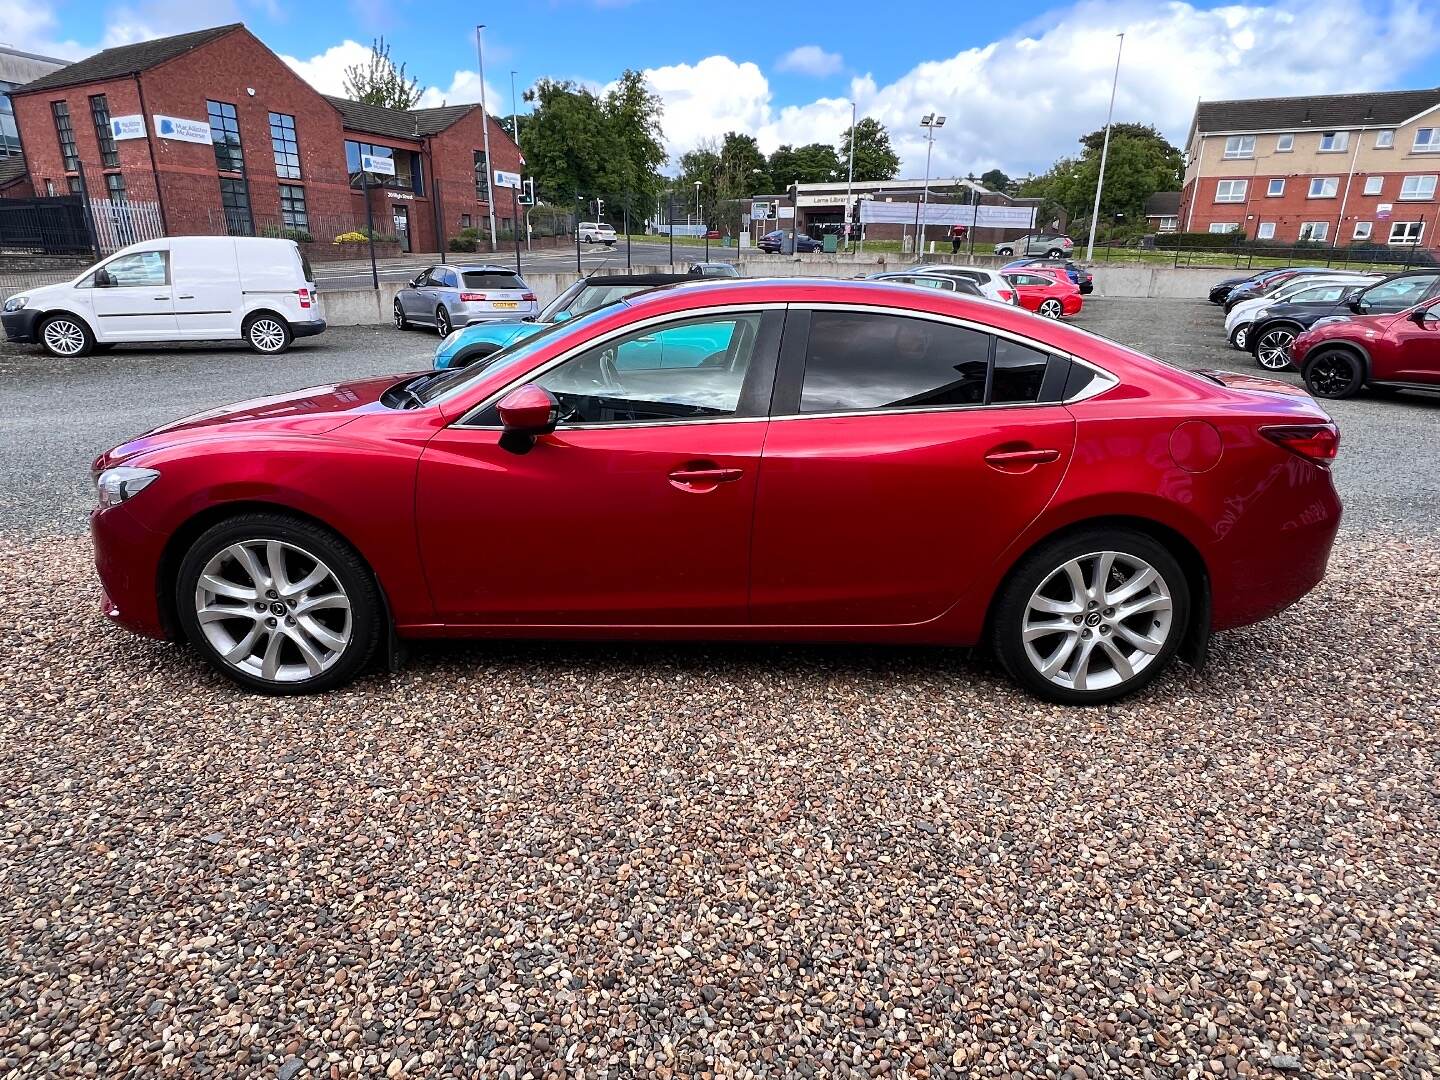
left=510, top=70, right=520, bottom=148
left=1085, top=32, right=1125, bottom=262
left=916, top=113, right=946, bottom=256
left=845, top=100, right=856, bottom=251
left=475, top=25, right=497, bottom=252
left=694, top=180, right=702, bottom=258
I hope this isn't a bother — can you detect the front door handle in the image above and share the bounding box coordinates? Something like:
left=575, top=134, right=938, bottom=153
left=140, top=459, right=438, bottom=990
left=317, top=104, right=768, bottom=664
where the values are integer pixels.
left=177, top=294, right=195, bottom=300
left=668, top=464, right=744, bottom=491
left=984, top=447, right=1061, bottom=473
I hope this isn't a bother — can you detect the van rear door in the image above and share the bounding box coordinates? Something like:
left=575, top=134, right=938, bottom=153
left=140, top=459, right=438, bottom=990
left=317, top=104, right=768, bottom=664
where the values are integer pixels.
left=172, top=238, right=242, bottom=339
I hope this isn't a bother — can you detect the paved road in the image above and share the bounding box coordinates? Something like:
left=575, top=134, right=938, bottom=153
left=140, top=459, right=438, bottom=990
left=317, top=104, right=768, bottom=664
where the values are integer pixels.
left=1, top=296, right=1435, bottom=537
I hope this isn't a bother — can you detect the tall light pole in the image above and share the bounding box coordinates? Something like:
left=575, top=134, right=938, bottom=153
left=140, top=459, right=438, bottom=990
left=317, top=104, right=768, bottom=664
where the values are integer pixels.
left=1085, top=32, right=1125, bottom=262
left=916, top=113, right=945, bottom=256
left=475, top=25, right=497, bottom=252
left=694, top=179, right=701, bottom=231
left=845, top=100, right=856, bottom=250
left=510, top=70, right=520, bottom=149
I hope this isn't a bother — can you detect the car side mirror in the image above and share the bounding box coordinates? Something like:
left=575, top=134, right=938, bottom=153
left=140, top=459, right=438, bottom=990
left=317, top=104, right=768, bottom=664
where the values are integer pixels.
left=407, top=278, right=419, bottom=288
left=551, top=309, right=572, bottom=324
left=1412, top=306, right=1440, bottom=326
left=1348, top=296, right=1363, bottom=313
left=497, top=384, right=559, bottom=448
left=94, top=268, right=113, bottom=288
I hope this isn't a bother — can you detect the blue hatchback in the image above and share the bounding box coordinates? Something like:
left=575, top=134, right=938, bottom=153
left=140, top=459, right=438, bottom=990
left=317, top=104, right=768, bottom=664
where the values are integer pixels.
left=433, top=272, right=698, bottom=369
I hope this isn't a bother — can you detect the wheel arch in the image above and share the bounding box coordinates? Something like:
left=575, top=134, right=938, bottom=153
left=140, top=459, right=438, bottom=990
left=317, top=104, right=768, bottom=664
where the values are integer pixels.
left=1302, top=339, right=1372, bottom=381
left=242, top=307, right=289, bottom=329
left=38, top=308, right=96, bottom=337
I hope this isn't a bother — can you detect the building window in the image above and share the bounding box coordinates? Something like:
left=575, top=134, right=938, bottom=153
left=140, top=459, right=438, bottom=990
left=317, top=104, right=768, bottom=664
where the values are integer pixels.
left=474, top=150, right=490, bottom=202
left=344, top=140, right=421, bottom=194
left=1363, top=176, right=1383, bottom=196
left=1390, top=220, right=1424, bottom=245
left=268, top=112, right=301, bottom=180
left=207, top=100, right=244, bottom=173
left=66, top=176, right=82, bottom=195
left=104, top=173, right=127, bottom=202
left=1375, top=129, right=1395, bottom=149
left=0, top=84, right=21, bottom=156
left=1399, top=175, right=1437, bottom=201
left=1274, top=134, right=1293, bottom=152
left=1298, top=221, right=1329, bottom=242
left=1318, top=131, right=1349, bottom=153
left=278, top=183, right=308, bottom=232
left=51, top=101, right=79, bottom=172
left=1214, top=179, right=1247, bottom=203
left=219, top=177, right=253, bottom=236
left=1256, top=221, right=1276, bottom=240
left=89, top=94, right=119, bottom=168
left=1208, top=222, right=1240, bottom=234
left=1353, top=221, right=1372, bottom=240
left=1308, top=177, right=1339, bottom=198
left=1413, top=128, right=1440, bottom=153
left=1223, top=135, right=1255, bottom=159
left=460, top=213, right=472, bottom=228
left=1266, top=178, right=1285, bottom=197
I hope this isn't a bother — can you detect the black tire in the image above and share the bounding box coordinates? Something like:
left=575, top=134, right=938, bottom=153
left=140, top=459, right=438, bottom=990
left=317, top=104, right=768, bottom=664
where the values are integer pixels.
left=1228, top=323, right=1250, bottom=350
left=435, top=306, right=452, bottom=338
left=1046, top=248, right=1064, bottom=258
left=998, top=247, right=1014, bottom=257
left=38, top=313, right=94, bottom=358
left=1303, top=348, right=1365, bottom=399
left=244, top=312, right=293, bottom=355
left=1038, top=298, right=1064, bottom=319
left=393, top=300, right=409, bottom=330
left=175, top=512, right=383, bottom=695
left=992, top=527, right=1190, bottom=705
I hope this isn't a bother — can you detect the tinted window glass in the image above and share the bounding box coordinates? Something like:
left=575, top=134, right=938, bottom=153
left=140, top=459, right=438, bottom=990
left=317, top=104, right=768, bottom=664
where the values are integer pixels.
left=537, top=313, right=761, bottom=424
left=462, top=271, right=526, bottom=290
left=800, top=312, right=990, bottom=413
left=1360, top=274, right=1438, bottom=312
left=99, top=250, right=169, bottom=287
left=568, top=283, right=657, bottom=316
left=434, top=269, right=459, bottom=288
left=991, top=338, right=1049, bottom=404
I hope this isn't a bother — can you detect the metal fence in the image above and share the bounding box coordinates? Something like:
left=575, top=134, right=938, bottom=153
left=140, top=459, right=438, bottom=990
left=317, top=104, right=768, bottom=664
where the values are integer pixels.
left=0, top=196, right=93, bottom=256
left=90, top=198, right=165, bottom=254
left=1089, top=238, right=1440, bottom=272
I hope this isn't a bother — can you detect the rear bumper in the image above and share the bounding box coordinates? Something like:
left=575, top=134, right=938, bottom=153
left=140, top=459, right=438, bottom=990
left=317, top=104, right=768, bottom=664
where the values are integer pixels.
left=2, top=308, right=42, bottom=343
left=1078, top=282, right=1094, bottom=294
left=291, top=318, right=327, bottom=339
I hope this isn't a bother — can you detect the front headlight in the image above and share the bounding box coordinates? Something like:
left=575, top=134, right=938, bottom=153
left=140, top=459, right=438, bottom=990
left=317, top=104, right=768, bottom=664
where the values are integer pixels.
left=96, top=466, right=160, bottom=508
left=3, top=295, right=29, bottom=313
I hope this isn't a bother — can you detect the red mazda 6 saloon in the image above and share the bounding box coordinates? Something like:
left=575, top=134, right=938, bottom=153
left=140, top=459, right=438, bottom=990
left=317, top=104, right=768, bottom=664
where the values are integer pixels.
left=91, top=279, right=1342, bottom=704
left=1002, top=268, right=1084, bottom=319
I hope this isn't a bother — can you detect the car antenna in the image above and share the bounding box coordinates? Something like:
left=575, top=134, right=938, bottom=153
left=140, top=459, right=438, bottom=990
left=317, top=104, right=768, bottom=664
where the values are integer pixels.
left=582, top=244, right=621, bottom=281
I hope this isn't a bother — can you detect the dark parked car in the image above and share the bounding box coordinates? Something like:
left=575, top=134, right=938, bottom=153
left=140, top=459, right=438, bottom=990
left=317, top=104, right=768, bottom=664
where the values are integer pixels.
left=759, top=230, right=823, bottom=254
left=1004, top=258, right=1094, bottom=295
left=1249, top=271, right=1440, bottom=371
left=1223, top=267, right=1336, bottom=312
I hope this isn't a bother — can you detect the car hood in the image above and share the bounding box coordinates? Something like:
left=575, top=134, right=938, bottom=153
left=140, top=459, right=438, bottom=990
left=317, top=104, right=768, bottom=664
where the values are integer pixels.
left=8, top=279, right=82, bottom=306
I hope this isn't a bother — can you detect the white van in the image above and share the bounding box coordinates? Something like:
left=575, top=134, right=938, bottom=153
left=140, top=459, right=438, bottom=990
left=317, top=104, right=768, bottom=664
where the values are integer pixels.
left=1, top=236, right=324, bottom=357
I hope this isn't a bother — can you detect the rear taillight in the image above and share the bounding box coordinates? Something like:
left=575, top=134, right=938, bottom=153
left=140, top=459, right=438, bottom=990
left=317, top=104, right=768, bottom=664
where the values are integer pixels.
left=460, top=292, right=486, bottom=302
left=522, top=292, right=537, bottom=302
left=1262, top=423, right=1340, bottom=466
left=296, top=287, right=311, bottom=309
left=998, top=289, right=1014, bottom=303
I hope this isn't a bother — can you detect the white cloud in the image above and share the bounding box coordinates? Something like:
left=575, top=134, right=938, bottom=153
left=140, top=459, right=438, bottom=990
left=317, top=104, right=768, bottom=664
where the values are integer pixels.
left=776, top=45, right=843, bottom=78
left=279, top=40, right=376, bottom=96
left=416, top=70, right=510, bottom=114
left=624, top=0, right=1439, bottom=178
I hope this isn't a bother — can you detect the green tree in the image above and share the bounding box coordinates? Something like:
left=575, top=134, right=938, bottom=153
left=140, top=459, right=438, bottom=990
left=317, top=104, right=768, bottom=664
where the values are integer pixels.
left=600, top=70, right=667, bottom=221
left=1022, top=124, right=1182, bottom=234
left=769, top=142, right=840, bottom=186
left=837, top=118, right=900, bottom=181
left=979, top=168, right=1011, bottom=192
left=342, top=37, right=421, bottom=110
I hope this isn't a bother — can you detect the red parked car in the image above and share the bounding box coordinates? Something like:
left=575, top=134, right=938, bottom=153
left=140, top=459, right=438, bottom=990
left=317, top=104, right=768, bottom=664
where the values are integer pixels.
left=1003, top=268, right=1084, bottom=319
left=91, top=279, right=1341, bottom=704
left=1289, top=294, right=1440, bottom=398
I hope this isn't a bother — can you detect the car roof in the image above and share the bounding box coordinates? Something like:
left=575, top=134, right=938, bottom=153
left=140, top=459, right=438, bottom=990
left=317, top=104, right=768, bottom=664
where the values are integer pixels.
left=453, top=264, right=521, bottom=273
left=580, top=272, right=696, bottom=286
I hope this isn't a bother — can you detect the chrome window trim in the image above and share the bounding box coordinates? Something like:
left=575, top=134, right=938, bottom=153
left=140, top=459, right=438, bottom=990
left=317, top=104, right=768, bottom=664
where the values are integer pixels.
left=450, top=299, right=1119, bottom=430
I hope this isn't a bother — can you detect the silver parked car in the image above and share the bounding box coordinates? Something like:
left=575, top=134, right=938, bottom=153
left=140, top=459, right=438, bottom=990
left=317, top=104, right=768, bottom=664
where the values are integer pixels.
left=687, top=261, right=740, bottom=278
left=867, top=271, right=984, bottom=297
left=993, top=233, right=1074, bottom=258
left=393, top=264, right=538, bottom=336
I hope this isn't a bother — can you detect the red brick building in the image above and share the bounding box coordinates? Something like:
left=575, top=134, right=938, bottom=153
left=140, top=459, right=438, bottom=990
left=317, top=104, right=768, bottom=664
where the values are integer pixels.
left=8, top=23, right=523, bottom=254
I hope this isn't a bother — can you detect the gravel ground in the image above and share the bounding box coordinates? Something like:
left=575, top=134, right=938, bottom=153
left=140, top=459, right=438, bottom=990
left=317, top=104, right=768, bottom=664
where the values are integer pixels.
left=2, top=534, right=1438, bottom=1078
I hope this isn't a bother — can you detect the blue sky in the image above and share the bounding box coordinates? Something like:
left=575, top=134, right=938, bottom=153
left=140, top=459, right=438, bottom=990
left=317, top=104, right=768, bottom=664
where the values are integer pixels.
left=8, top=0, right=1440, bottom=177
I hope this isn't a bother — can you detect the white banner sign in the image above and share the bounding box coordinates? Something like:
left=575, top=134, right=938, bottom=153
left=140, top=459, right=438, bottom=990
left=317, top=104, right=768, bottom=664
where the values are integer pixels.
left=360, top=153, right=396, bottom=176
left=110, top=115, right=147, bottom=141
left=493, top=169, right=521, bottom=189
left=777, top=205, right=795, bottom=220
left=859, top=202, right=1036, bottom=229
left=152, top=115, right=211, bottom=144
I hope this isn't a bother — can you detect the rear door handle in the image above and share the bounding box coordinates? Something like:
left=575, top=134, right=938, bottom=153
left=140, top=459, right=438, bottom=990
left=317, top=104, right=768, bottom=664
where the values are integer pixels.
left=153, top=295, right=170, bottom=300
left=177, top=294, right=195, bottom=299
left=984, top=447, right=1061, bottom=474
left=668, top=465, right=744, bottom=490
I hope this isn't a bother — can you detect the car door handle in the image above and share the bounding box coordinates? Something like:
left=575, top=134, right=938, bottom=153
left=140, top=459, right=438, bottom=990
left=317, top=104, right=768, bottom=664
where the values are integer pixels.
left=668, top=465, right=744, bottom=490
left=177, top=294, right=194, bottom=299
left=984, top=447, right=1061, bottom=473
left=153, top=295, right=170, bottom=300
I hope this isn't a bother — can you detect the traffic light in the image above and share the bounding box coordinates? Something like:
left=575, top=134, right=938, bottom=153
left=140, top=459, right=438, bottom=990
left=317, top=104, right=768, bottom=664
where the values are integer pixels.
left=596, top=198, right=605, bottom=219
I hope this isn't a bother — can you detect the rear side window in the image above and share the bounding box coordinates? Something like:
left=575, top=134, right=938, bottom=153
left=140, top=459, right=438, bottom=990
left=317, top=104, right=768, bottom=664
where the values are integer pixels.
left=800, top=312, right=990, bottom=412
left=991, top=339, right=1049, bottom=404
left=462, top=271, right=525, bottom=290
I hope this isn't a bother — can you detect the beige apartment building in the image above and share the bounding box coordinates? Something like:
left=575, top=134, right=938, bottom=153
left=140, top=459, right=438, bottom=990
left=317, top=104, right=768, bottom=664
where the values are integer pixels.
left=1179, top=87, right=1440, bottom=249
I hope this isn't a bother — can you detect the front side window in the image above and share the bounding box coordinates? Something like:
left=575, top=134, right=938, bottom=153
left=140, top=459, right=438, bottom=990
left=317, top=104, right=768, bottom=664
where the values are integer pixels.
left=1308, top=177, right=1338, bottom=198
left=269, top=112, right=301, bottom=179
left=207, top=100, right=244, bottom=173
left=96, top=249, right=168, bottom=287
left=1358, top=272, right=1436, bottom=310
left=1215, top=179, right=1247, bottom=203
left=800, top=311, right=992, bottom=413
left=1266, top=178, right=1284, bottom=197
left=1257, top=222, right=1276, bottom=240
left=1298, top=221, right=1329, bottom=242
left=89, top=94, right=118, bottom=167
left=1223, top=135, right=1255, bottom=159
left=1375, top=129, right=1395, bottom=148
left=279, top=183, right=308, bottom=231
left=1413, top=128, right=1440, bottom=152
left=1275, top=134, right=1294, bottom=152
left=1390, top=221, right=1425, bottom=245
left=1353, top=221, right=1372, bottom=240
left=1318, top=131, right=1349, bottom=152
left=51, top=101, right=78, bottom=172
left=219, top=177, right=253, bottom=236
left=534, top=313, right=763, bottom=424
left=1364, top=176, right=1383, bottom=196
left=1399, top=175, right=1437, bottom=200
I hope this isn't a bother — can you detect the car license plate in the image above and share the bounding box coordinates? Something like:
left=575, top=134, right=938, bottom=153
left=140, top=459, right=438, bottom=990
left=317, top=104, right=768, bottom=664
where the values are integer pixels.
left=492, top=301, right=518, bottom=309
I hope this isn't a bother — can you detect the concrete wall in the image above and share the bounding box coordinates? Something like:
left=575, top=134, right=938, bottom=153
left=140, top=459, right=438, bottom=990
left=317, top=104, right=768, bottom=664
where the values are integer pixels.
left=317, top=258, right=1219, bottom=325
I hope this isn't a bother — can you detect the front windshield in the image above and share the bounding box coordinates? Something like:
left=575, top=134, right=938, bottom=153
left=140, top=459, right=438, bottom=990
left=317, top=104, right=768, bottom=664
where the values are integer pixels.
left=534, top=280, right=660, bottom=323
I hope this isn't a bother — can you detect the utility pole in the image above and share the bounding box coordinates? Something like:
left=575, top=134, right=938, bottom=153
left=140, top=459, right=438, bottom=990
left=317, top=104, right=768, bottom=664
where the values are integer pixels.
left=476, top=25, right=498, bottom=252
left=510, top=71, right=520, bottom=149
left=1085, top=32, right=1125, bottom=262
left=845, top=100, right=856, bottom=251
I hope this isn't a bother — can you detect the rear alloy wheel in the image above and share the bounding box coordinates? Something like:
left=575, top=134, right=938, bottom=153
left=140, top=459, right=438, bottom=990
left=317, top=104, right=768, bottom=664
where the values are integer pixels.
left=1038, top=298, right=1064, bottom=319
left=1304, top=349, right=1364, bottom=399
left=993, top=529, right=1189, bottom=704
left=177, top=514, right=381, bottom=694
left=245, top=314, right=292, bottom=355
left=435, top=306, right=452, bottom=337
left=394, top=300, right=409, bottom=330
left=998, top=247, right=1014, bottom=257
left=1046, top=248, right=1064, bottom=258
left=40, top=315, right=93, bottom=358
left=1254, top=326, right=1297, bottom=371
left=1229, top=323, right=1250, bottom=350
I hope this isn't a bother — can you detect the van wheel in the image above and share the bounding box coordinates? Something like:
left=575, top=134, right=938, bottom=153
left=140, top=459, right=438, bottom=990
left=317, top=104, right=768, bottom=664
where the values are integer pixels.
left=244, top=313, right=292, bottom=355
left=40, top=314, right=94, bottom=358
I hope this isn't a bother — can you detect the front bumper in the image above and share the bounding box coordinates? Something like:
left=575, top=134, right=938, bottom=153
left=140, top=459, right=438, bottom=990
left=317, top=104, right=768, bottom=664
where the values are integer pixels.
left=91, top=502, right=170, bottom=640
left=2, top=307, right=42, bottom=343
left=291, top=318, right=327, bottom=339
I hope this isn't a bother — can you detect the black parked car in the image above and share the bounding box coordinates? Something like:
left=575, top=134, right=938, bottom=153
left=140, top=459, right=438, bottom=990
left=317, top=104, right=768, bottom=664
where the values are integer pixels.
left=758, top=229, right=823, bottom=254
left=1209, top=273, right=1261, bottom=305
left=1004, top=257, right=1094, bottom=294
left=1222, top=267, right=1337, bottom=312
left=1248, top=270, right=1440, bottom=371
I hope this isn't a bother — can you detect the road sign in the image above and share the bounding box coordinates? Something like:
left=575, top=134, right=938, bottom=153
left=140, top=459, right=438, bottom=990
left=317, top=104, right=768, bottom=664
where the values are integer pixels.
left=752, top=201, right=772, bottom=220
left=493, top=169, right=521, bottom=189
left=777, top=205, right=795, bottom=220
left=360, top=153, right=396, bottom=176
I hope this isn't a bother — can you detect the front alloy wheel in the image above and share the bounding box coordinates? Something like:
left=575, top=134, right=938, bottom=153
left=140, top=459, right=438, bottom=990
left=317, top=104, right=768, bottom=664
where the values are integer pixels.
left=1230, top=324, right=1249, bottom=350
left=1038, top=298, right=1064, bottom=319
left=41, top=316, right=92, bottom=357
left=1255, top=327, right=1296, bottom=371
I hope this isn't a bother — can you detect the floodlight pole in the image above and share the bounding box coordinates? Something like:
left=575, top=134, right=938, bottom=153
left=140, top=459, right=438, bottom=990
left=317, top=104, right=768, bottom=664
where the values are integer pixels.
left=1085, top=32, right=1125, bottom=262
left=845, top=100, right=856, bottom=250
left=476, top=25, right=498, bottom=253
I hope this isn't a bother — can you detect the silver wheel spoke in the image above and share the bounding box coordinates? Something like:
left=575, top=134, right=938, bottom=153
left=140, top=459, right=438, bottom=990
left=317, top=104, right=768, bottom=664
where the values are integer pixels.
left=1023, top=620, right=1076, bottom=643
left=265, top=541, right=292, bottom=594
left=1117, top=593, right=1171, bottom=621
left=1106, top=566, right=1156, bottom=606
left=1070, top=638, right=1099, bottom=691
left=260, top=631, right=284, bottom=681
left=1039, top=633, right=1079, bottom=679
left=297, top=615, right=346, bottom=652
left=1030, top=594, right=1083, bottom=616
left=1091, top=552, right=1115, bottom=597
left=1100, top=639, right=1135, bottom=681
left=223, top=623, right=264, bottom=663
left=295, top=591, right=349, bottom=616
left=1114, top=623, right=1164, bottom=655
left=286, top=628, right=325, bottom=676
left=285, top=564, right=328, bottom=598
left=198, top=603, right=257, bottom=625
left=1063, top=561, right=1088, bottom=604
left=200, top=573, right=256, bottom=601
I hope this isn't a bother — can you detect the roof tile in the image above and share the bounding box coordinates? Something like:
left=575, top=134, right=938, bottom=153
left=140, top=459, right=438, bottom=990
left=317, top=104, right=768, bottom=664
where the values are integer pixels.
left=13, top=24, right=242, bottom=94
left=1195, top=87, right=1440, bottom=133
